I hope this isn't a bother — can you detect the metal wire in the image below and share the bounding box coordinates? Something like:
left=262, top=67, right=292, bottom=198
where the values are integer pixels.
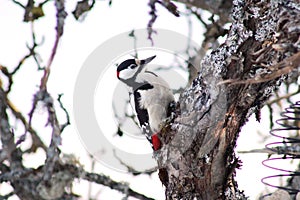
left=261, top=101, right=300, bottom=198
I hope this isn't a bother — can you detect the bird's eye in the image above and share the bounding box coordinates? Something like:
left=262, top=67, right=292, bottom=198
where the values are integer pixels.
left=129, top=64, right=137, bottom=69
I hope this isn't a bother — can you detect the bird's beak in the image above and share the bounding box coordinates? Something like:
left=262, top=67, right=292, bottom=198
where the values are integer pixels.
left=139, top=55, right=156, bottom=65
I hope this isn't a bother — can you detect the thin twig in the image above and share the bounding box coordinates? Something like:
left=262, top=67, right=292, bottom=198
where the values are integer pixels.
left=7, top=99, right=47, bottom=151
left=147, top=0, right=157, bottom=45
left=147, top=0, right=179, bottom=45
left=40, top=0, right=67, bottom=90
left=128, top=30, right=138, bottom=58
left=113, top=150, right=157, bottom=176
left=267, top=86, right=300, bottom=105
left=190, top=8, right=208, bottom=28
left=82, top=170, right=155, bottom=200
left=3, top=23, right=44, bottom=93
left=40, top=0, right=51, bottom=6
left=11, top=0, right=25, bottom=8
left=29, top=3, right=68, bottom=184
left=57, top=94, right=71, bottom=132
left=218, top=52, right=300, bottom=86
left=29, top=22, right=45, bottom=70
left=157, top=0, right=180, bottom=17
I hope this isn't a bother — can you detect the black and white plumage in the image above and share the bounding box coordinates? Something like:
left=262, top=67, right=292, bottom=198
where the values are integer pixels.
left=116, top=55, right=174, bottom=150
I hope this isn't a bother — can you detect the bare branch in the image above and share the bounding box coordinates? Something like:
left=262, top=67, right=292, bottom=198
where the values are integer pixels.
left=7, top=98, right=47, bottom=152
left=42, top=91, right=62, bottom=183
left=12, top=0, right=25, bottom=8
left=219, top=52, right=300, bottom=86
left=147, top=0, right=180, bottom=44
left=0, top=23, right=44, bottom=94
left=72, top=0, right=96, bottom=20
left=147, top=0, right=157, bottom=45
left=82, top=170, right=155, bottom=200
left=0, top=41, right=40, bottom=93
left=128, top=30, right=138, bottom=58
left=174, top=0, right=232, bottom=24
left=0, top=161, right=155, bottom=200
left=0, top=88, right=23, bottom=169
left=57, top=94, right=71, bottom=132
left=40, top=0, right=67, bottom=90
left=157, top=0, right=180, bottom=17
left=113, top=150, right=157, bottom=176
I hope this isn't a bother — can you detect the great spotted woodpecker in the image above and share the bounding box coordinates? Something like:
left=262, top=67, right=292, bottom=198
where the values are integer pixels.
left=116, top=55, right=174, bottom=151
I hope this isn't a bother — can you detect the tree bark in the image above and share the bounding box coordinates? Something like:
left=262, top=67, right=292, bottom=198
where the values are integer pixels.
left=157, top=0, right=300, bottom=199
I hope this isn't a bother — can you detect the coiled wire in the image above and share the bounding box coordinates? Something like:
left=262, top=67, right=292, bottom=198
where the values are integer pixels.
left=261, top=101, right=300, bottom=196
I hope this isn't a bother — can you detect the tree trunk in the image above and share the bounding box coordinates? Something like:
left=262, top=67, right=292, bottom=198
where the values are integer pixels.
left=157, top=0, right=300, bottom=199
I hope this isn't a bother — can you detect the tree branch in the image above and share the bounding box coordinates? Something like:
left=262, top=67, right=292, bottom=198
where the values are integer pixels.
left=82, top=170, right=155, bottom=200
left=174, top=0, right=232, bottom=24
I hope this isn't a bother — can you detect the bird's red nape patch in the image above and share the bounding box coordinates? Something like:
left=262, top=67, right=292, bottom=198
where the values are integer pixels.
left=151, top=133, right=161, bottom=151
left=116, top=71, right=120, bottom=78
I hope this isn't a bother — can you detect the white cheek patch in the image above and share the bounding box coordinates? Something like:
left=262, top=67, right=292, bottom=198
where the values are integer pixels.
left=119, top=68, right=137, bottom=80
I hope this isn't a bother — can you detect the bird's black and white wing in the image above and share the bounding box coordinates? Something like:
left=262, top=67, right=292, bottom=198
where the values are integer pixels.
left=133, top=83, right=154, bottom=143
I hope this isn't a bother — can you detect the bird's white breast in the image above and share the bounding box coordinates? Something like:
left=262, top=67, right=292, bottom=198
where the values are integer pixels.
left=136, top=72, right=174, bottom=132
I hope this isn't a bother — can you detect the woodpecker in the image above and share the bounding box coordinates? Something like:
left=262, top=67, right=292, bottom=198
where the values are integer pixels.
left=116, top=55, right=174, bottom=151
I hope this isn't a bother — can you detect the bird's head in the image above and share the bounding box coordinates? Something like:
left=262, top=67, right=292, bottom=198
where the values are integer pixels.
left=116, top=55, right=156, bottom=81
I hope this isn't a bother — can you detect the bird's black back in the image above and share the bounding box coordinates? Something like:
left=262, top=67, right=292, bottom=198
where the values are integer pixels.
left=133, top=83, right=154, bottom=142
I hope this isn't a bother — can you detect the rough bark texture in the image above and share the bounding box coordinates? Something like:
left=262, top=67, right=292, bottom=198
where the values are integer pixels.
left=157, top=0, right=300, bottom=199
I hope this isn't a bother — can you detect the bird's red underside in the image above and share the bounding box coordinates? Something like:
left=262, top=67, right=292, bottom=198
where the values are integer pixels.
left=151, top=133, right=161, bottom=151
